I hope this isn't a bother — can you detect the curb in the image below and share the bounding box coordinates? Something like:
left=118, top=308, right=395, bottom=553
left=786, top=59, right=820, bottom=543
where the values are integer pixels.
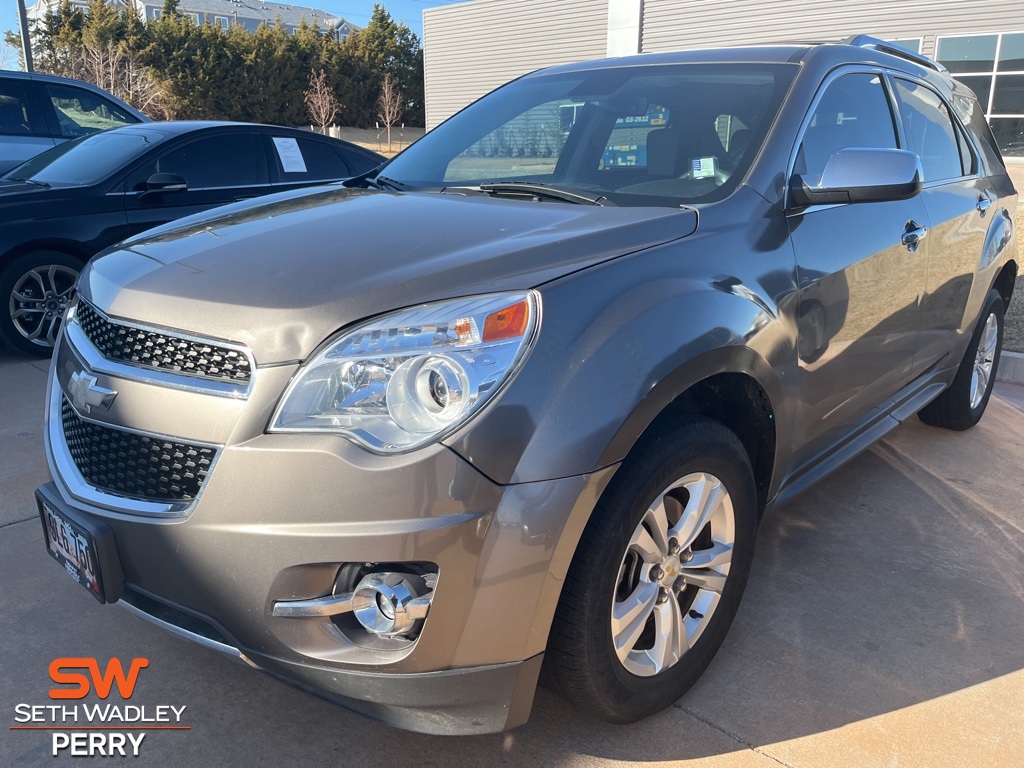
left=998, top=350, right=1024, bottom=386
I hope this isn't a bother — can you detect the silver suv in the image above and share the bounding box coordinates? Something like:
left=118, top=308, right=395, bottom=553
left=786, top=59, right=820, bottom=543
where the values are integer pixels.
left=36, top=37, right=1017, bottom=734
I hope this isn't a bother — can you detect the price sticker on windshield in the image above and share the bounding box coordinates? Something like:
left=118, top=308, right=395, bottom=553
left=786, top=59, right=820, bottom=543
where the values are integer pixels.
left=691, top=157, right=717, bottom=179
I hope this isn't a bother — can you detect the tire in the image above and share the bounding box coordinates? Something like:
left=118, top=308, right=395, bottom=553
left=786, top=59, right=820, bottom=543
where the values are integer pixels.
left=543, top=416, right=758, bottom=723
left=918, top=289, right=1004, bottom=431
left=0, top=251, right=82, bottom=356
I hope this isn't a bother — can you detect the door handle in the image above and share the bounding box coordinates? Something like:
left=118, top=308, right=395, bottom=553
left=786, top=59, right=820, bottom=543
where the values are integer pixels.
left=976, top=195, right=993, bottom=216
left=902, top=221, right=928, bottom=251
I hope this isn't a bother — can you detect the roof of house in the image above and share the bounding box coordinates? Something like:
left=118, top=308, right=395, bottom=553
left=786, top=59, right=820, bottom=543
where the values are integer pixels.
left=162, top=0, right=354, bottom=29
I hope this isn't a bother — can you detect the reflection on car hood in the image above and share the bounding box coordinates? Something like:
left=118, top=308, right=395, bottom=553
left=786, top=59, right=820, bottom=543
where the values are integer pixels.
left=80, top=187, right=699, bottom=363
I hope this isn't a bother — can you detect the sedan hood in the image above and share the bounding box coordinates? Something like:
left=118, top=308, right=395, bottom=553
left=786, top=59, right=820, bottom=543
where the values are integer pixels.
left=80, top=187, right=698, bottom=363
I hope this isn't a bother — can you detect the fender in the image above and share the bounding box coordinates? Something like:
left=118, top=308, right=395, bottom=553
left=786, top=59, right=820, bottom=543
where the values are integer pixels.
left=446, top=243, right=797, bottom=487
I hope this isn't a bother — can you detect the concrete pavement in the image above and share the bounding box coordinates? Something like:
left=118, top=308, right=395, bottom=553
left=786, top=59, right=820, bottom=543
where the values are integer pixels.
left=1, top=349, right=1022, bottom=767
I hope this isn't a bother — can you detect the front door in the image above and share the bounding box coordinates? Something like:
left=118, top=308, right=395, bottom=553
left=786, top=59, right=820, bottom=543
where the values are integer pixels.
left=788, top=72, right=929, bottom=467
left=122, top=132, right=271, bottom=236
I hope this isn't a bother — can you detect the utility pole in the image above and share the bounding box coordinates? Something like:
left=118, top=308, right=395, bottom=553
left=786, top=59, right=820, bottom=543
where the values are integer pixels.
left=17, top=0, right=35, bottom=72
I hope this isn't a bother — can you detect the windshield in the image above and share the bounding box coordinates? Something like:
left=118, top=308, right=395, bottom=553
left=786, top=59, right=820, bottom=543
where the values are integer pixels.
left=3, top=130, right=159, bottom=187
left=380, top=63, right=797, bottom=207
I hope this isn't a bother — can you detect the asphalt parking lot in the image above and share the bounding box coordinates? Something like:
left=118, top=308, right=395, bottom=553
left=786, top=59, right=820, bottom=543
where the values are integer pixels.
left=2, top=348, right=1023, bottom=767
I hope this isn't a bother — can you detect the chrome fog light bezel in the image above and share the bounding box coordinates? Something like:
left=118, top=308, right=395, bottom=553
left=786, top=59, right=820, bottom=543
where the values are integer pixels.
left=351, top=572, right=432, bottom=637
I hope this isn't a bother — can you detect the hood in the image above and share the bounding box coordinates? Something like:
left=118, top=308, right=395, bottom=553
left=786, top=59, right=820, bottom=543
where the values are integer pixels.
left=80, top=187, right=698, bottom=363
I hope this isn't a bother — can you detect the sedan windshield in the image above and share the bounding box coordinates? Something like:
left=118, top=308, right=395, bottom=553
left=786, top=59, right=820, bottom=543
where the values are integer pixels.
left=3, top=131, right=159, bottom=187
left=379, top=62, right=797, bottom=207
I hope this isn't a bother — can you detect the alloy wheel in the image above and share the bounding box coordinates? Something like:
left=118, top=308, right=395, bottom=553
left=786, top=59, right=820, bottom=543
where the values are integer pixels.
left=611, top=472, right=735, bottom=677
left=7, top=264, right=78, bottom=348
left=970, top=312, right=998, bottom=410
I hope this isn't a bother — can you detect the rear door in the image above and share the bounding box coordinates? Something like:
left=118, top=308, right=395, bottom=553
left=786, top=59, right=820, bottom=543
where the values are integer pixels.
left=788, top=71, right=930, bottom=467
left=122, top=131, right=272, bottom=236
left=890, top=77, right=995, bottom=373
left=0, top=79, right=56, bottom=173
left=265, top=134, right=357, bottom=192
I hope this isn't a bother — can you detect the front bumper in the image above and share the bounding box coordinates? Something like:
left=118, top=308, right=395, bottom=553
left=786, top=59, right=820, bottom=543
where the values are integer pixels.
left=42, top=330, right=616, bottom=733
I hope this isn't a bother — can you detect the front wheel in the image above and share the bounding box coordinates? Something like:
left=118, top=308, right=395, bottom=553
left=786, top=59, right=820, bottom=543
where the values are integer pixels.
left=919, top=289, right=1004, bottom=431
left=0, top=251, right=81, bottom=356
left=543, top=417, right=758, bottom=722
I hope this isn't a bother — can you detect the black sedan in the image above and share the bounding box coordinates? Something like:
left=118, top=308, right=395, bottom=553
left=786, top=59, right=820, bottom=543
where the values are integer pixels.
left=0, top=121, right=384, bottom=354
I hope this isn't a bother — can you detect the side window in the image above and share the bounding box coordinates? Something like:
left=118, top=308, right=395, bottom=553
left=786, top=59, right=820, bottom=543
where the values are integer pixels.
left=894, top=79, right=969, bottom=181
left=600, top=107, right=670, bottom=168
left=796, top=73, right=898, bottom=178
left=950, top=93, right=1005, bottom=173
left=0, top=80, right=33, bottom=136
left=129, top=134, right=267, bottom=190
left=270, top=137, right=351, bottom=182
left=45, top=84, right=139, bottom=138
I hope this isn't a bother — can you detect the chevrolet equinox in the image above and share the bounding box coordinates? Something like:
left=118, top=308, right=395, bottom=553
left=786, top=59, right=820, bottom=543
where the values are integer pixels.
left=36, top=37, right=1018, bottom=734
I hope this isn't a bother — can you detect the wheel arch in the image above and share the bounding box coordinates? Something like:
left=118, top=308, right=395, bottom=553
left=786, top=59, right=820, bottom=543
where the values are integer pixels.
left=992, top=258, right=1017, bottom=308
left=0, top=239, right=92, bottom=269
left=598, top=346, right=783, bottom=512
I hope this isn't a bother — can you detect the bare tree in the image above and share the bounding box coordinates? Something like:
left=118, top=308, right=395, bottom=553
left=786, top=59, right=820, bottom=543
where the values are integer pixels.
left=376, top=73, right=404, bottom=152
left=304, top=68, right=339, bottom=134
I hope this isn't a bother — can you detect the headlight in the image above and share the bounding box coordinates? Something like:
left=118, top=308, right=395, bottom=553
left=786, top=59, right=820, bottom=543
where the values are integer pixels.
left=270, top=292, right=540, bottom=452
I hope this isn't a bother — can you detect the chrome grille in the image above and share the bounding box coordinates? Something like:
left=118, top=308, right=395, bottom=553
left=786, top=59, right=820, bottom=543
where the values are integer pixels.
left=61, top=398, right=217, bottom=503
left=76, top=301, right=252, bottom=383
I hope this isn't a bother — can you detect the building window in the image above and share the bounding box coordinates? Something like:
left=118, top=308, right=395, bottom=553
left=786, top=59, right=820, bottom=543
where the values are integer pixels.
left=215, top=15, right=229, bottom=30
left=186, top=12, right=201, bottom=24
left=152, top=9, right=161, bottom=20
left=888, top=38, right=922, bottom=55
left=937, top=32, right=1024, bottom=157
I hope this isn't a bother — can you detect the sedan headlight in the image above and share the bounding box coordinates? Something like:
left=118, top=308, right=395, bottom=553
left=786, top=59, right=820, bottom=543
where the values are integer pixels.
left=270, top=292, right=540, bottom=452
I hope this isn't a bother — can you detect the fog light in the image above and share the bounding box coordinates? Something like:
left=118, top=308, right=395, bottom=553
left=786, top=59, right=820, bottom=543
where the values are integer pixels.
left=351, top=572, right=433, bottom=638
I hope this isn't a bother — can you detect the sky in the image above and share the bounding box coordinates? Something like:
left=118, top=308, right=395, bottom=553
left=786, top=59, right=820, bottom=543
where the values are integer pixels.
left=1, top=0, right=470, bottom=68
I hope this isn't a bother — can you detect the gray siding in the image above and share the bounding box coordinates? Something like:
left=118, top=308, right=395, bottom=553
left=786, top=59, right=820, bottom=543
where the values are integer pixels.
left=423, top=0, right=608, bottom=129
left=642, top=0, right=1020, bottom=58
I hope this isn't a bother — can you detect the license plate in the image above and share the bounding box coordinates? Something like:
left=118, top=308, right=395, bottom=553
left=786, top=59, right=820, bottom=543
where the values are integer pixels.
left=37, top=488, right=121, bottom=603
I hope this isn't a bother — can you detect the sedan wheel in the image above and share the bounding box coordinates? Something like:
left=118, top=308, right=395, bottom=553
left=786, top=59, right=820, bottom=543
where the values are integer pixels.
left=0, top=252, right=81, bottom=356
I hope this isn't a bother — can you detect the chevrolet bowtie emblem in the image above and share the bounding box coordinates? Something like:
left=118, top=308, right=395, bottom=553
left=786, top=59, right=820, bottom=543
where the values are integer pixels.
left=68, top=371, right=117, bottom=414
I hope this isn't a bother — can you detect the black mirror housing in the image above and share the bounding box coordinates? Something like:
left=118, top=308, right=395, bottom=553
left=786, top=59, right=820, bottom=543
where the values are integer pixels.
left=143, top=173, right=188, bottom=196
left=790, top=148, right=923, bottom=208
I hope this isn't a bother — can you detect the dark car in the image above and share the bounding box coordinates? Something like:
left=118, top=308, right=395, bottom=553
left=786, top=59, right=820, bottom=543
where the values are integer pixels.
left=37, top=37, right=1016, bottom=734
left=0, top=70, right=149, bottom=173
left=0, top=121, right=384, bottom=353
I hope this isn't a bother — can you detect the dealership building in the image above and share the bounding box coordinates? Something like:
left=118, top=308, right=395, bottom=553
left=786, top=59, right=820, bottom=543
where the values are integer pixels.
left=422, top=0, right=1024, bottom=156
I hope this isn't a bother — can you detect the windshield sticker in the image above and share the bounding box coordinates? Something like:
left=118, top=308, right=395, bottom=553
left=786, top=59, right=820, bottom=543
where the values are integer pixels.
left=273, top=137, right=307, bottom=173
left=691, top=157, right=717, bottom=179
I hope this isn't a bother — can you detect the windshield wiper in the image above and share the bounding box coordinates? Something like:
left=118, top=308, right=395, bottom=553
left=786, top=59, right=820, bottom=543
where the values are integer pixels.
left=478, top=182, right=614, bottom=206
left=6, top=177, right=49, bottom=188
left=373, top=175, right=406, bottom=191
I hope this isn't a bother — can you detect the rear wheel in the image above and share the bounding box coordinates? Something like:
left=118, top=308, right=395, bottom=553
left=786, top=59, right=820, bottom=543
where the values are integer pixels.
left=543, top=417, right=758, bottom=722
left=0, top=251, right=81, bottom=356
left=919, top=289, right=1004, bottom=431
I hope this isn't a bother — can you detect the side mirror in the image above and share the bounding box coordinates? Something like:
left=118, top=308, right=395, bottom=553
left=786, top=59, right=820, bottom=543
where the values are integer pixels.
left=141, top=173, right=188, bottom=197
left=790, top=148, right=922, bottom=208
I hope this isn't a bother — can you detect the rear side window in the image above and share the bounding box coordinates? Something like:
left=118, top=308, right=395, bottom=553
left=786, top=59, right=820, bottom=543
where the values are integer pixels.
left=950, top=93, right=1006, bottom=174
left=270, top=137, right=351, bottom=182
left=796, top=73, right=898, bottom=178
left=893, top=79, right=968, bottom=181
left=45, top=84, right=139, bottom=138
left=129, top=134, right=267, bottom=190
left=0, top=80, right=33, bottom=136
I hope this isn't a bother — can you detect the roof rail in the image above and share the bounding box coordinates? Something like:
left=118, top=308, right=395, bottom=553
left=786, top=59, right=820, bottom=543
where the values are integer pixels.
left=842, top=34, right=948, bottom=73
